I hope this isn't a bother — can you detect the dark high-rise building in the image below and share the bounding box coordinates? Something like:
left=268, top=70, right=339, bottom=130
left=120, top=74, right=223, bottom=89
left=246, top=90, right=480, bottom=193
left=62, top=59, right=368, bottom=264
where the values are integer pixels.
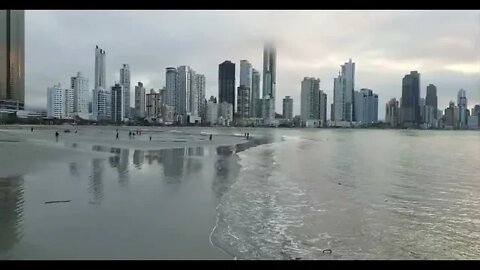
left=319, top=90, right=327, bottom=127
left=425, top=84, right=438, bottom=119
left=400, top=71, right=421, bottom=127
left=263, top=43, right=276, bottom=99
left=0, top=10, right=25, bottom=110
left=218, top=61, right=235, bottom=112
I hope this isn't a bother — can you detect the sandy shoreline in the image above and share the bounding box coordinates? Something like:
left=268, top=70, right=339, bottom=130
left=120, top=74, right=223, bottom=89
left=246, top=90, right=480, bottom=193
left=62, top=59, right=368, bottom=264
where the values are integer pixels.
left=0, top=125, right=248, bottom=178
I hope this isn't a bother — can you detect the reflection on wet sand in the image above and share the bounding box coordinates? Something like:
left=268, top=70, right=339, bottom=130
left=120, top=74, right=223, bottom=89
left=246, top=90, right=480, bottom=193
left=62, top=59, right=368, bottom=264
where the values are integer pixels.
left=133, top=150, right=144, bottom=169
left=89, top=159, right=104, bottom=204
left=0, top=176, right=24, bottom=258
left=108, top=148, right=129, bottom=186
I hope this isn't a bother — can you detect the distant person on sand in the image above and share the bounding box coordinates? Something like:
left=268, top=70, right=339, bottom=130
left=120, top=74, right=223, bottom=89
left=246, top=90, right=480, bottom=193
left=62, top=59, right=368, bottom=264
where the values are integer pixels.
left=55, top=131, right=59, bottom=141
left=247, top=133, right=250, bottom=140
left=149, top=135, right=152, bottom=141
left=209, top=134, right=212, bottom=141
left=31, top=127, right=33, bottom=132
left=116, top=132, right=119, bottom=140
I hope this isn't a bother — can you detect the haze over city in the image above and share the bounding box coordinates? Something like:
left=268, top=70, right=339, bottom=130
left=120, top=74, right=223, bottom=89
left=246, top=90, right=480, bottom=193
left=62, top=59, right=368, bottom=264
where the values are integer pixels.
left=25, top=10, right=480, bottom=118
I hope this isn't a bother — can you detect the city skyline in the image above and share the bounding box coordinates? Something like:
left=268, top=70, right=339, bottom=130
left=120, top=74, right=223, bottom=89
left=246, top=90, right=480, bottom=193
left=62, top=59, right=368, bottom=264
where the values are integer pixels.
left=25, top=10, right=480, bottom=118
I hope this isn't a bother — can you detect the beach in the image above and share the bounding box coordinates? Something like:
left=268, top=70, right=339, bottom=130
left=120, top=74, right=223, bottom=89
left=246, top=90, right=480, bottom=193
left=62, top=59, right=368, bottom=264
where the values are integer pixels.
left=0, top=124, right=254, bottom=259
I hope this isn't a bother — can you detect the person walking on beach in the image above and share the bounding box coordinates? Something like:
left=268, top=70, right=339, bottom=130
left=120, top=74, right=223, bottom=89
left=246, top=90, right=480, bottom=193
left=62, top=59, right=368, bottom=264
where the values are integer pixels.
left=31, top=127, right=33, bottom=132
left=149, top=135, right=152, bottom=141
left=129, top=131, right=131, bottom=139
left=116, top=132, right=119, bottom=140
left=55, top=131, right=59, bottom=142
left=247, top=133, right=250, bottom=140
left=209, top=134, right=213, bottom=141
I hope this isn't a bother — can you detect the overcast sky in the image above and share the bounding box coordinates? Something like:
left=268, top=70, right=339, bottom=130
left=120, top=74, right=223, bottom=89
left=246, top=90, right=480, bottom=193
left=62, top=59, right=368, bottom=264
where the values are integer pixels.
left=26, top=10, right=480, bottom=118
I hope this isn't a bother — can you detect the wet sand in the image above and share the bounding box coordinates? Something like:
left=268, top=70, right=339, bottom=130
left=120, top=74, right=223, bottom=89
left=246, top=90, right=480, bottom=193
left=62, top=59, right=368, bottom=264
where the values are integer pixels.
left=0, top=125, right=247, bottom=178
left=0, top=125, right=254, bottom=259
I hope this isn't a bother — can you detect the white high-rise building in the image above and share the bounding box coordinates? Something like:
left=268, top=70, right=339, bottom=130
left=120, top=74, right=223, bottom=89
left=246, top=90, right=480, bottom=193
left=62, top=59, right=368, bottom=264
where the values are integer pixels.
left=92, top=88, right=111, bottom=121
left=64, top=88, right=74, bottom=118
left=332, top=59, right=355, bottom=122
left=176, top=66, right=192, bottom=117
left=71, top=72, right=89, bottom=119
left=300, top=77, right=320, bottom=123
left=176, top=66, right=202, bottom=123
left=196, top=74, right=206, bottom=121
left=206, top=100, right=218, bottom=125
left=457, top=89, right=467, bottom=129
left=111, top=83, right=124, bottom=122
left=94, top=45, right=106, bottom=90
left=47, top=83, right=64, bottom=119
left=165, top=67, right=177, bottom=109
left=218, top=101, right=233, bottom=126
left=135, top=82, right=146, bottom=119
left=120, top=64, right=130, bottom=119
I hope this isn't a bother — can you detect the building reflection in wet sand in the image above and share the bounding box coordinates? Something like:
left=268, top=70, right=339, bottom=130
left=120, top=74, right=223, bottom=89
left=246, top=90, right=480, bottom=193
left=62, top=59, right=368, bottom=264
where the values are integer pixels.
left=133, top=150, right=145, bottom=169
left=0, top=175, right=25, bottom=258
left=108, top=148, right=130, bottom=186
left=89, top=159, right=104, bottom=204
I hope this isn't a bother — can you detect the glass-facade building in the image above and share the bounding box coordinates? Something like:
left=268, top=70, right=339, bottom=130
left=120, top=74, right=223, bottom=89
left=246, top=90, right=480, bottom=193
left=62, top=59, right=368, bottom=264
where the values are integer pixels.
left=0, top=10, right=25, bottom=110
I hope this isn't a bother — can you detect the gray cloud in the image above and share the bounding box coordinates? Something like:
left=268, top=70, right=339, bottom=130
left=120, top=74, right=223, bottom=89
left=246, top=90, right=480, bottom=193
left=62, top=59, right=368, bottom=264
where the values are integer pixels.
left=25, top=10, right=480, bottom=118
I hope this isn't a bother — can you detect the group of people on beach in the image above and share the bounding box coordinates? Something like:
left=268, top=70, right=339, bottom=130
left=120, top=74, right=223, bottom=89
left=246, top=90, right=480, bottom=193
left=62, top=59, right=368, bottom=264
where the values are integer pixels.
left=244, top=132, right=250, bottom=140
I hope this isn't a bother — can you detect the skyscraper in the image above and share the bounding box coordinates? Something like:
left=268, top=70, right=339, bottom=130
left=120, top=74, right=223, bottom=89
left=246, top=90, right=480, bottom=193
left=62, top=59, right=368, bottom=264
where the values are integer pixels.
left=251, top=68, right=261, bottom=118
left=195, top=73, right=205, bottom=121
left=333, top=72, right=345, bottom=122
left=300, top=77, right=320, bottom=123
left=176, top=65, right=192, bottom=118
left=64, top=88, right=74, bottom=118
left=263, top=43, right=276, bottom=99
left=237, top=85, right=250, bottom=119
left=94, top=45, right=106, bottom=90
left=332, top=59, right=355, bottom=123
left=457, top=89, right=467, bottom=129
left=425, top=84, right=438, bottom=119
left=282, top=96, right=293, bottom=120
left=146, top=89, right=161, bottom=119
left=354, top=88, right=379, bottom=124
left=319, top=90, right=327, bottom=127
left=70, top=72, right=89, bottom=119
left=263, top=43, right=277, bottom=123
left=165, top=67, right=177, bottom=109
left=342, top=59, right=355, bottom=121
left=135, top=82, right=146, bottom=119
left=240, top=60, right=252, bottom=88
left=385, top=98, right=400, bottom=128
left=218, top=61, right=235, bottom=112
left=47, top=83, right=64, bottom=119
left=0, top=10, right=24, bottom=110
left=92, top=88, right=111, bottom=121
left=111, top=83, right=124, bottom=122
left=120, top=64, right=131, bottom=119
left=400, top=71, right=421, bottom=127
